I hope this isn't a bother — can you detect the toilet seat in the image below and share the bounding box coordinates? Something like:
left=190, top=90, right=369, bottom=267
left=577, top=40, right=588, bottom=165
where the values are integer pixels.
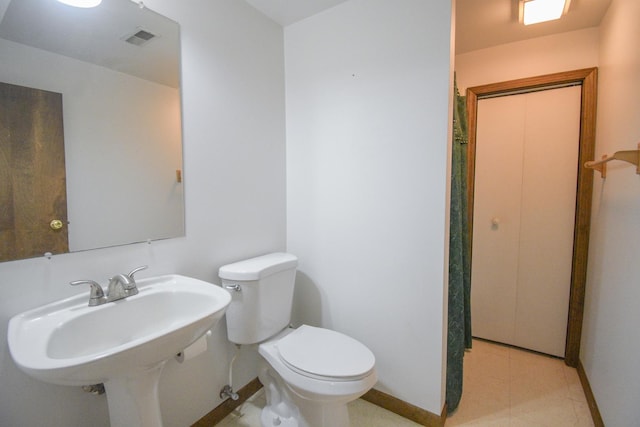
left=275, top=325, right=375, bottom=381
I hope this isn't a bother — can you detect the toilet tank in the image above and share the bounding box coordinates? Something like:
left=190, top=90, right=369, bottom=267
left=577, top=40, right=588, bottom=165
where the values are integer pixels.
left=219, top=253, right=298, bottom=345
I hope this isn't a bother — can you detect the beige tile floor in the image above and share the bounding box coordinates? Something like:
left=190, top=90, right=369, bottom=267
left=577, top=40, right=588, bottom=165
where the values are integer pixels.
left=218, top=339, right=594, bottom=426
left=447, top=339, right=594, bottom=426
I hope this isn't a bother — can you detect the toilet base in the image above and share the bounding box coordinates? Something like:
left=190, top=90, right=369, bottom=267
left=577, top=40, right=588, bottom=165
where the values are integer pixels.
left=259, top=358, right=352, bottom=427
left=259, top=368, right=303, bottom=427
left=261, top=406, right=299, bottom=427
left=260, top=401, right=350, bottom=427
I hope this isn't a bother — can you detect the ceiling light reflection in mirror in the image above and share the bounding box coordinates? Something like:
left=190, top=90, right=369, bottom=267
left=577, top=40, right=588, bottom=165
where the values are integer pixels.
left=57, top=0, right=102, bottom=8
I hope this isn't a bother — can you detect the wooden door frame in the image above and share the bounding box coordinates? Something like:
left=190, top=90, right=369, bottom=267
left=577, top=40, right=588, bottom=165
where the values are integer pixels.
left=466, top=68, right=598, bottom=367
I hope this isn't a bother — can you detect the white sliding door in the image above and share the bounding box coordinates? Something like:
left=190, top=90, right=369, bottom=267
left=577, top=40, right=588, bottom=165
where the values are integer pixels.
left=471, top=86, right=581, bottom=357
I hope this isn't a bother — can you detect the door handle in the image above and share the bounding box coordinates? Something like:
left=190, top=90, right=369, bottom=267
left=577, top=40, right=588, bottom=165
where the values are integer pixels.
left=50, top=219, right=64, bottom=230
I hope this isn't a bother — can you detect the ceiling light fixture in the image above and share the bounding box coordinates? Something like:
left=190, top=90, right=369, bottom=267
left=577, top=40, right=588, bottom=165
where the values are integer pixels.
left=519, top=0, right=571, bottom=26
left=56, top=0, right=102, bottom=8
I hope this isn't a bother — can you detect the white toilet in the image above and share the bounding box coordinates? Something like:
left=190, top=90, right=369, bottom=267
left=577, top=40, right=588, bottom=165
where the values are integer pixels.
left=219, top=252, right=377, bottom=427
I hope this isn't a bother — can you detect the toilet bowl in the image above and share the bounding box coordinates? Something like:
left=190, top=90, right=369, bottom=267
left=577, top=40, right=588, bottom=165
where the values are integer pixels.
left=258, top=326, right=376, bottom=427
left=263, top=326, right=376, bottom=387
left=219, top=253, right=377, bottom=427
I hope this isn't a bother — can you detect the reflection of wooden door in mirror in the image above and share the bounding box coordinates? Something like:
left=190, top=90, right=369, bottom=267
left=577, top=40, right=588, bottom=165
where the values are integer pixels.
left=0, top=82, right=68, bottom=261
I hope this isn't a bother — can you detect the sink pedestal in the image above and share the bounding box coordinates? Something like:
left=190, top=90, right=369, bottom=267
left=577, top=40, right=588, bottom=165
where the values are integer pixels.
left=104, top=362, right=167, bottom=427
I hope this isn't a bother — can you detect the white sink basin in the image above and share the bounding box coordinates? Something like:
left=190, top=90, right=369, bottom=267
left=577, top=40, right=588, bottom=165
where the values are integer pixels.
left=8, top=274, right=230, bottom=385
left=7, top=274, right=231, bottom=427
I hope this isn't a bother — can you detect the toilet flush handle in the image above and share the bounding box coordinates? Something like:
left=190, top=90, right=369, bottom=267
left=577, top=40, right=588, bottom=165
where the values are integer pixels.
left=223, top=283, right=241, bottom=292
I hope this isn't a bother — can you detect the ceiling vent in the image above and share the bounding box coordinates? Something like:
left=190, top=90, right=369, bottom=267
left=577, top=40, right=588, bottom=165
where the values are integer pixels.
left=123, top=28, right=157, bottom=46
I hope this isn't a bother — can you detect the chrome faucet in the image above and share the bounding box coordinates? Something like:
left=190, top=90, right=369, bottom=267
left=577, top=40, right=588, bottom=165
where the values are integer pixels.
left=71, top=266, right=148, bottom=306
left=107, top=274, right=136, bottom=302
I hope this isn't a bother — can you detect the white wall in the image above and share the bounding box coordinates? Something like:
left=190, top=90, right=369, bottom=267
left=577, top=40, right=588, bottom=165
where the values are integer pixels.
left=455, top=27, right=599, bottom=92
left=0, top=0, right=286, bottom=426
left=285, top=0, right=453, bottom=414
left=0, top=37, right=184, bottom=252
left=581, top=0, right=640, bottom=424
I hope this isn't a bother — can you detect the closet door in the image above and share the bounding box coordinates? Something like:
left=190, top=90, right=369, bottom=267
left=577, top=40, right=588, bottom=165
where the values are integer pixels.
left=471, top=86, right=581, bottom=357
left=470, top=94, right=526, bottom=347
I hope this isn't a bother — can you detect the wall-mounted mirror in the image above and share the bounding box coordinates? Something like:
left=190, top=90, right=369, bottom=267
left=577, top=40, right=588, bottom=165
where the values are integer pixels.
left=0, top=0, right=184, bottom=262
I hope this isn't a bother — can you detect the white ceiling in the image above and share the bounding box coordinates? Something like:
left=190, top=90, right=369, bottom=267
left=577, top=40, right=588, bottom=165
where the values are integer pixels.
left=243, top=0, right=349, bottom=26
left=0, top=0, right=611, bottom=86
left=244, top=0, right=612, bottom=53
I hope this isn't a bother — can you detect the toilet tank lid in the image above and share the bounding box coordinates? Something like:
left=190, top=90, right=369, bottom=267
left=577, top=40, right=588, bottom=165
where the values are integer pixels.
left=219, top=252, right=298, bottom=281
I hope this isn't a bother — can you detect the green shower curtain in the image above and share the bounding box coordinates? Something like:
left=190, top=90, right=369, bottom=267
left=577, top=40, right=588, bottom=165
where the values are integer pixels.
left=446, top=78, right=472, bottom=413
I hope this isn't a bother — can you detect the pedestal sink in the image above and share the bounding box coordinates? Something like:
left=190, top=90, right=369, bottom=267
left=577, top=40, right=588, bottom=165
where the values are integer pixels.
left=8, top=274, right=231, bottom=427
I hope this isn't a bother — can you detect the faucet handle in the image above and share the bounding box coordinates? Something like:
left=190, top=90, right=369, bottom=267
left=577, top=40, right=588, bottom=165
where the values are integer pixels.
left=70, top=280, right=106, bottom=306
left=128, top=265, right=148, bottom=280
left=122, top=265, right=147, bottom=297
